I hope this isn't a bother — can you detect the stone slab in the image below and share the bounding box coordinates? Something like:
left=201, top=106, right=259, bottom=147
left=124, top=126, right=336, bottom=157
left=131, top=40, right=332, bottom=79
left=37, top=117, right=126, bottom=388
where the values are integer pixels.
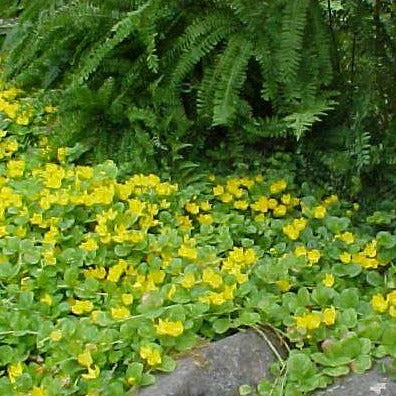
left=130, top=329, right=395, bottom=396
left=317, top=359, right=396, bottom=396
left=131, top=329, right=285, bottom=396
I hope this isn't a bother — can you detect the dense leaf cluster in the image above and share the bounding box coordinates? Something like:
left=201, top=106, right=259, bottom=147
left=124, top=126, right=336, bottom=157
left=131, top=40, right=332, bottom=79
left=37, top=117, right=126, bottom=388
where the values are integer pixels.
left=2, top=1, right=394, bottom=201
left=0, top=100, right=395, bottom=395
left=1, top=1, right=335, bottom=165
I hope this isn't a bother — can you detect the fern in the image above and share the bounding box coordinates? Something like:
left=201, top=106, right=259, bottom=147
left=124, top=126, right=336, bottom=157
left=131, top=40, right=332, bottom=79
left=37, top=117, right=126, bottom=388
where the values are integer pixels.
left=212, top=35, right=252, bottom=125
left=170, top=17, right=233, bottom=87
left=284, top=99, right=336, bottom=139
left=277, top=0, right=309, bottom=85
left=1, top=0, right=343, bottom=168
left=75, top=1, right=152, bottom=85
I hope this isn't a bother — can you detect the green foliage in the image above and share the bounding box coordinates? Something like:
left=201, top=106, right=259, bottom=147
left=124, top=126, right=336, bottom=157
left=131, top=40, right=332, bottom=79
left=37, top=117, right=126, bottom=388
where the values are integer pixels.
left=1, top=0, right=395, bottom=208
left=1, top=0, right=335, bottom=168
left=303, top=0, right=396, bottom=200
left=1, top=94, right=396, bottom=395
left=0, top=1, right=22, bottom=18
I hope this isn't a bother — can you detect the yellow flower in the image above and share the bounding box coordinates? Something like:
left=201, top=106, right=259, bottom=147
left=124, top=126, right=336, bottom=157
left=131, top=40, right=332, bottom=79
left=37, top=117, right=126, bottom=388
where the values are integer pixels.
left=7, top=160, right=25, bottom=178
left=0, top=226, right=7, bottom=238
left=75, top=166, right=94, bottom=180
left=8, top=362, right=23, bottom=383
left=202, top=268, right=223, bottom=289
left=15, top=109, right=33, bottom=126
left=339, top=252, right=352, bottom=264
left=155, top=319, right=184, bottom=337
left=40, top=293, right=53, bottom=306
left=4, top=138, right=18, bottom=153
left=107, top=261, right=127, bottom=282
left=77, top=351, right=93, bottom=368
left=386, top=291, right=396, bottom=306
left=80, top=238, right=98, bottom=252
left=111, top=306, right=130, bottom=320
left=30, top=386, right=47, bottom=396
left=273, top=204, right=287, bottom=217
left=250, top=196, right=269, bottom=213
left=351, top=253, right=379, bottom=269
left=322, top=273, right=335, bottom=288
left=294, top=313, right=321, bottom=330
left=371, top=294, right=388, bottom=313
left=225, top=179, right=242, bottom=197
left=363, top=240, right=377, bottom=258
left=323, top=194, right=339, bottom=205
left=283, top=224, right=300, bottom=240
left=234, top=200, right=249, bottom=210
left=50, top=330, right=62, bottom=342
left=181, top=273, right=196, bottom=289
left=128, top=198, right=146, bottom=216
left=293, top=218, right=308, bottom=231
left=290, top=197, right=300, bottom=207
left=81, top=365, right=100, bottom=380
left=209, top=292, right=226, bottom=305
left=389, top=306, right=396, bottom=318
left=200, top=201, right=212, bottom=211
left=83, top=267, right=106, bottom=280
left=235, top=271, right=248, bottom=284
left=213, top=185, right=224, bottom=196
left=220, top=193, right=233, bottom=203
left=337, top=232, right=355, bottom=244
left=276, top=279, right=291, bottom=292
left=307, top=249, right=321, bottom=265
left=322, top=306, right=336, bottom=326
left=178, top=244, right=198, bottom=260
left=268, top=198, right=278, bottom=209
left=281, top=194, right=291, bottom=205
left=314, top=205, right=327, bottom=219
left=121, top=293, right=133, bottom=305
left=42, top=164, right=66, bottom=189
left=294, top=245, right=307, bottom=257
left=223, top=284, right=236, bottom=300
left=71, top=300, right=94, bottom=315
left=185, top=202, right=199, bottom=215
left=140, top=345, right=162, bottom=366
left=270, top=179, right=287, bottom=194
left=244, top=248, right=257, bottom=265
left=198, top=214, right=214, bottom=225
left=148, top=270, right=165, bottom=285
left=177, top=215, right=193, bottom=230
left=41, top=248, right=56, bottom=265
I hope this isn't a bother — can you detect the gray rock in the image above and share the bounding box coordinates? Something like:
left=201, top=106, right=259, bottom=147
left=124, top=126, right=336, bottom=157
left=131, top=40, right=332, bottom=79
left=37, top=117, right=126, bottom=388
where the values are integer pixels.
left=131, top=329, right=286, bottom=396
left=317, top=359, right=396, bottom=396
left=130, top=329, right=395, bottom=396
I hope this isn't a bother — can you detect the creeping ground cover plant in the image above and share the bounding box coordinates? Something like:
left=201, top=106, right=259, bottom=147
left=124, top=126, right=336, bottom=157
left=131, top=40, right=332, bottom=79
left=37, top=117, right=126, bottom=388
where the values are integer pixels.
left=0, top=86, right=395, bottom=396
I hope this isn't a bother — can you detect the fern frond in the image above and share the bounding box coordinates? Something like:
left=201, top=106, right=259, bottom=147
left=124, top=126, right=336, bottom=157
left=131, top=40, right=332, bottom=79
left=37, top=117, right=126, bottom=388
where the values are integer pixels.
left=243, top=116, right=289, bottom=139
left=277, top=0, right=309, bottom=84
left=169, top=10, right=232, bottom=57
left=284, top=99, right=335, bottom=139
left=74, top=1, right=152, bottom=85
left=352, top=130, right=372, bottom=172
left=171, top=18, right=233, bottom=88
left=228, top=0, right=268, bottom=34
left=212, top=35, right=253, bottom=125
